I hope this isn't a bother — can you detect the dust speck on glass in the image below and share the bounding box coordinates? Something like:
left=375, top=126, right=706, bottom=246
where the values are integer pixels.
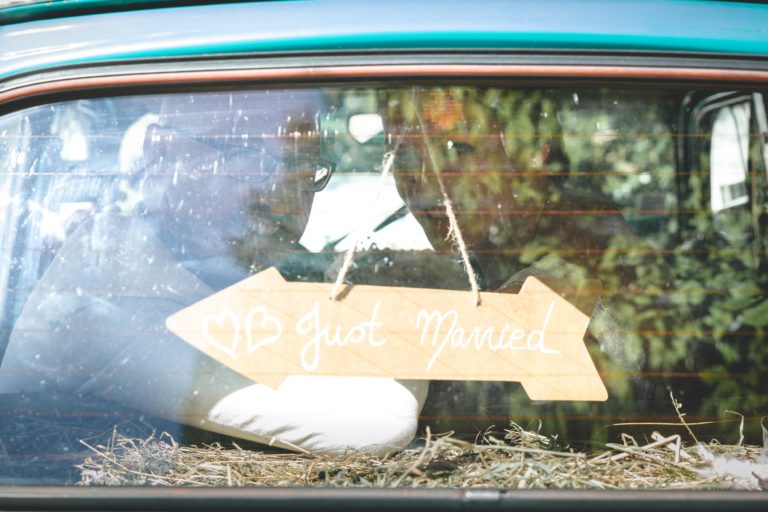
left=0, top=85, right=766, bottom=485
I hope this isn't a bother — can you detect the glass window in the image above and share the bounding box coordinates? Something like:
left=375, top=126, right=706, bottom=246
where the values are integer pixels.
left=0, top=84, right=765, bottom=488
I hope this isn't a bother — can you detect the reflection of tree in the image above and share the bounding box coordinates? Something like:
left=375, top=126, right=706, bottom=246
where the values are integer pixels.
left=225, top=85, right=767, bottom=444
left=661, top=109, right=768, bottom=421
left=375, top=86, right=766, bottom=444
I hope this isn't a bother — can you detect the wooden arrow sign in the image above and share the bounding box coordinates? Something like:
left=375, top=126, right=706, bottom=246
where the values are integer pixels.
left=166, top=267, right=607, bottom=401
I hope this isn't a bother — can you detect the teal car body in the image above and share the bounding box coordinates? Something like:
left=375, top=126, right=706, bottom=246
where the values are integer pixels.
left=2, top=0, right=768, bottom=85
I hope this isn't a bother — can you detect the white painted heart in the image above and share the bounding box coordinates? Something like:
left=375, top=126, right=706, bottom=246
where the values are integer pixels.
left=203, top=309, right=240, bottom=359
left=245, top=306, right=282, bottom=352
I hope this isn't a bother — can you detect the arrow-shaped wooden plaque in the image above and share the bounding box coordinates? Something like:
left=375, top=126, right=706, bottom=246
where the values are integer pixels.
left=166, top=267, right=607, bottom=401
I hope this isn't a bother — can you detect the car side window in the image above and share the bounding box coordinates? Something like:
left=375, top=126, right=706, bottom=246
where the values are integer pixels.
left=0, top=85, right=767, bottom=487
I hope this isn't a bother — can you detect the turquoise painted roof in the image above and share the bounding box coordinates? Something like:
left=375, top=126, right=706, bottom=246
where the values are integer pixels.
left=0, top=1, right=224, bottom=25
left=1, top=0, right=768, bottom=83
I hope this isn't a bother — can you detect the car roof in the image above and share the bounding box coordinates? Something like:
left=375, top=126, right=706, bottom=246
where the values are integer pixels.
left=1, top=0, right=768, bottom=83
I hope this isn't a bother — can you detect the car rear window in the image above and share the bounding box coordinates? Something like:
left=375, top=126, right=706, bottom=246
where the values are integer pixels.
left=0, top=84, right=766, bottom=488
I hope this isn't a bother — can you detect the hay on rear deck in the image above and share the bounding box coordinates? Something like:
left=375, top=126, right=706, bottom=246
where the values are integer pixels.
left=76, top=422, right=768, bottom=490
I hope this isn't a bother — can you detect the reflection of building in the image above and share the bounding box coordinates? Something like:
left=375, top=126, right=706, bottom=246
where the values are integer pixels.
left=710, top=103, right=750, bottom=212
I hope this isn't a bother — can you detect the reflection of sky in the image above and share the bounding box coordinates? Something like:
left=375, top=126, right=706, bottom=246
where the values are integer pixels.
left=300, top=174, right=431, bottom=253
left=4, top=23, right=74, bottom=37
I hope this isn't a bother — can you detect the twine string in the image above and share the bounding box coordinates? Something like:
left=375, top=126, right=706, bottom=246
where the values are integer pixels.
left=330, top=92, right=481, bottom=308
left=329, top=145, right=399, bottom=301
left=414, top=105, right=481, bottom=307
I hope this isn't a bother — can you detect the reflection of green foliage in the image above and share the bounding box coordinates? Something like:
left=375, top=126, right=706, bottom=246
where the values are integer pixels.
left=253, top=86, right=767, bottom=445
left=376, top=86, right=767, bottom=445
